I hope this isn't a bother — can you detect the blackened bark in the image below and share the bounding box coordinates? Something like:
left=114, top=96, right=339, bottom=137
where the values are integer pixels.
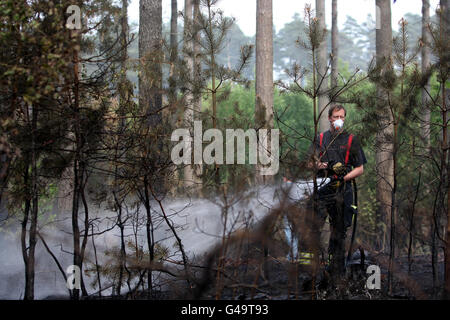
left=71, top=28, right=82, bottom=300
left=114, top=190, right=127, bottom=296
left=24, top=104, right=39, bottom=301
left=79, top=179, right=89, bottom=297
left=71, top=154, right=81, bottom=300
left=21, top=159, right=31, bottom=300
left=143, top=176, right=154, bottom=295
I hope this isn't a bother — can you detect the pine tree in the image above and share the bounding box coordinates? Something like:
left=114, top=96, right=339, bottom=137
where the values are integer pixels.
left=375, top=0, right=394, bottom=254
left=315, top=0, right=329, bottom=132
left=255, top=0, right=274, bottom=182
left=330, top=0, right=339, bottom=89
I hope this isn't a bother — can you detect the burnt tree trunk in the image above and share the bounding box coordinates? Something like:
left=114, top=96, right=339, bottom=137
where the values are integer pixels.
left=21, top=160, right=31, bottom=300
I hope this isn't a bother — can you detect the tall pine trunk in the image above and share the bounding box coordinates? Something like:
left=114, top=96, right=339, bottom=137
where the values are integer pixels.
left=255, top=0, right=274, bottom=183
left=422, top=0, right=431, bottom=147
left=139, top=0, right=162, bottom=294
left=23, top=103, right=39, bottom=300
left=316, top=0, right=329, bottom=132
left=139, top=0, right=162, bottom=126
left=169, top=0, right=178, bottom=106
left=192, top=0, right=203, bottom=191
left=115, top=0, right=129, bottom=296
left=421, top=0, right=437, bottom=295
left=71, top=27, right=83, bottom=300
left=183, top=0, right=195, bottom=188
left=330, top=0, right=338, bottom=89
left=169, top=0, right=180, bottom=195
left=21, top=160, right=31, bottom=299
left=139, top=0, right=163, bottom=196
left=441, top=0, right=450, bottom=299
left=375, top=0, right=394, bottom=253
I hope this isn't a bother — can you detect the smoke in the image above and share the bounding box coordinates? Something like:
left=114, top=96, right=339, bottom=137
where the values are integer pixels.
left=0, top=181, right=312, bottom=299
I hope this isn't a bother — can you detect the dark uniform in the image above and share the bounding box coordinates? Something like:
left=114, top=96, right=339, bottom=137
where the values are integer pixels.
left=314, top=130, right=367, bottom=228
left=310, top=129, right=367, bottom=275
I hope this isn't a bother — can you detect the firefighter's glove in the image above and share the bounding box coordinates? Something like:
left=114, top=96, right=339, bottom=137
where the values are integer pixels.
left=329, top=174, right=344, bottom=189
left=332, top=162, right=347, bottom=177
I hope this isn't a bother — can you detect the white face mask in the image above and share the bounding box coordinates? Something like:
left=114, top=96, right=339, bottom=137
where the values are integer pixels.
left=333, top=119, right=344, bottom=131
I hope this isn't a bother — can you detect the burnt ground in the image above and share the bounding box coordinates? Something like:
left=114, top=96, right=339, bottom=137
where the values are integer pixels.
left=47, top=248, right=445, bottom=301
left=188, top=246, right=445, bottom=301
left=181, top=205, right=447, bottom=301
left=44, top=203, right=446, bottom=301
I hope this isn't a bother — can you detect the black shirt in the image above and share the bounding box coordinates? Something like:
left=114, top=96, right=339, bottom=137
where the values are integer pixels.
left=313, top=130, right=367, bottom=169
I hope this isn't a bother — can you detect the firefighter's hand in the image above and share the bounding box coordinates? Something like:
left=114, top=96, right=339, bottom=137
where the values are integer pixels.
left=332, top=162, right=348, bottom=176
left=329, top=174, right=344, bottom=189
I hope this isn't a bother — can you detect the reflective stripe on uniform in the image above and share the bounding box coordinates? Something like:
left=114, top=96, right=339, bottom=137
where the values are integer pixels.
left=297, top=252, right=313, bottom=265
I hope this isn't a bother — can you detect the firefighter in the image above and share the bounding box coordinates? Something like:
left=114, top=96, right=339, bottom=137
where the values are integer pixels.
left=312, top=104, right=367, bottom=278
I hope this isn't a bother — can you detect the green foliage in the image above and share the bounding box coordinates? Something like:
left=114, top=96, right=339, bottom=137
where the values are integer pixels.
left=199, top=80, right=314, bottom=185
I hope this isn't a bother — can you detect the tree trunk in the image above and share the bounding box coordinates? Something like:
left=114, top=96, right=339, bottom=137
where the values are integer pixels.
left=21, top=161, right=31, bottom=300
left=139, top=0, right=162, bottom=289
left=193, top=0, right=203, bottom=191
left=143, top=176, right=154, bottom=295
left=114, top=191, right=126, bottom=296
left=375, top=0, right=394, bottom=253
left=71, top=157, right=81, bottom=300
left=255, top=0, right=274, bottom=183
left=120, top=0, right=129, bottom=126
left=168, top=0, right=181, bottom=196
left=330, top=0, right=338, bottom=89
left=422, top=0, right=431, bottom=147
left=421, top=0, right=437, bottom=295
left=25, top=103, right=39, bottom=301
left=316, top=0, right=329, bottom=132
left=183, top=0, right=195, bottom=189
left=112, top=0, right=129, bottom=296
left=21, top=134, right=39, bottom=301
left=169, top=0, right=178, bottom=105
left=139, top=0, right=162, bottom=126
left=121, top=0, right=129, bottom=83
left=78, top=175, right=89, bottom=297
left=440, top=0, right=450, bottom=300
left=0, top=152, right=11, bottom=208
left=71, top=28, right=82, bottom=300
